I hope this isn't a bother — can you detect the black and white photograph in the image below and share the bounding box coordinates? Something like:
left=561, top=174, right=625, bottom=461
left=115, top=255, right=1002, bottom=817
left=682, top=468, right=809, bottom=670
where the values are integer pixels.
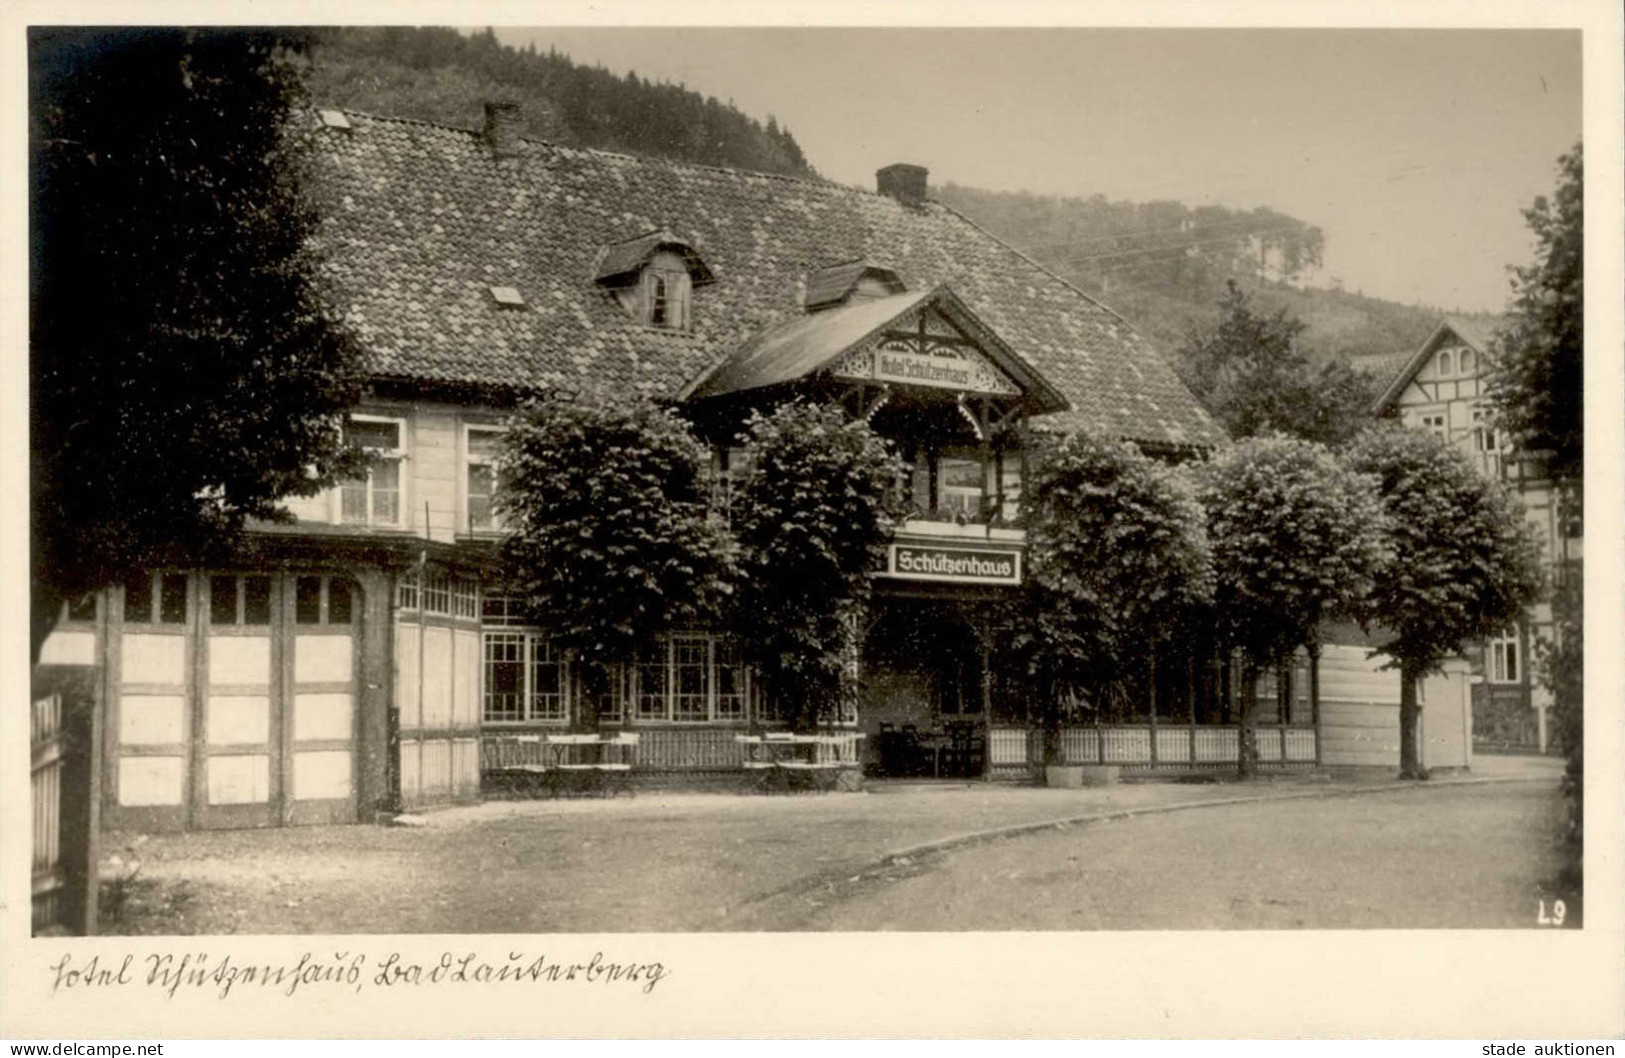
left=8, top=2, right=1621, bottom=1042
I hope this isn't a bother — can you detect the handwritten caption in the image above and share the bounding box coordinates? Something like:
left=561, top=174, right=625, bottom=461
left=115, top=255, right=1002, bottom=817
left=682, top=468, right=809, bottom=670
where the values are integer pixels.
left=49, top=950, right=670, bottom=1000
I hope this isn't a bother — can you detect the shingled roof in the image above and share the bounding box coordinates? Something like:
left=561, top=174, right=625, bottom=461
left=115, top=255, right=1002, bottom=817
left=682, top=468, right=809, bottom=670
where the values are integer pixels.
left=310, top=109, right=1225, bottom=450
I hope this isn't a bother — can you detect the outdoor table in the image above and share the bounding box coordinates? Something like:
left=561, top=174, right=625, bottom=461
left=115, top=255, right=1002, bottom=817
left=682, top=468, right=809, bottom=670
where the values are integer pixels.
left=735, top=733, right=864, bottom=792
left=545, top=733, right=637, bottom=797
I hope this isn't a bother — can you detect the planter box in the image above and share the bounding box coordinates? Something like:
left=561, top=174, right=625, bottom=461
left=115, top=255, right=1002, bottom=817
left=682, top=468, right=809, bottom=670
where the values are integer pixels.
left=1047, top=763, right=1118, bottom=788
left=1045, top=764, right=1083, bottom=788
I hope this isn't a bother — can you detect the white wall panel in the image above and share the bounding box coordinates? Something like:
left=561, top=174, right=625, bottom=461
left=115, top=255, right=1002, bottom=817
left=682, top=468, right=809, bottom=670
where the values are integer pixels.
left=119, top=757, right=184, bottom=806
left=295, top=692, right=354, bottom=741
left=452, top=630, right=480, bottom=729
left=123, top=634, right=185, bottom=685
left=294, top=750, right=352, bottom=800
left=295, top=635, right=353, bottom=684
left=208, top=636, right=270, bottom=685
left=206, top=695, right=270, bottom=745
left=40, top=630, right=96, bottom=666
left=396, top=623, right=421, bottom=731
left=120, top=695, right=185, bottom=746
left=207, top=755, right=270, bottom=805
left=422, top=626, right=453, bottom=728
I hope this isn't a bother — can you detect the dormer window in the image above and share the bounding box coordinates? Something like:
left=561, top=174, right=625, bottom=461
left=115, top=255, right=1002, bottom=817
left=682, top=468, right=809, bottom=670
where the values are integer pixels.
left=804, top=261, right=908, bottom=312
left=594, top=229, right=714, bottom=332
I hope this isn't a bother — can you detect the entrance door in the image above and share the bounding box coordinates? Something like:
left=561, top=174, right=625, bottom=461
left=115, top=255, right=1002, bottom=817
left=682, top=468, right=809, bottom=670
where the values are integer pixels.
left=283, top=575, right=359, bottom=825
left=195, top=574, right=280, bottom=829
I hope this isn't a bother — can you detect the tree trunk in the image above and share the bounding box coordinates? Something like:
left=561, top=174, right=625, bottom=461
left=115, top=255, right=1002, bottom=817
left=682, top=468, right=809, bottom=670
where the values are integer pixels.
left=1237, top=660, right=1259, bottom=778
left=1398, top=659, right=1424, bottom=779
left=1039, top=671, right=1061, bottom=765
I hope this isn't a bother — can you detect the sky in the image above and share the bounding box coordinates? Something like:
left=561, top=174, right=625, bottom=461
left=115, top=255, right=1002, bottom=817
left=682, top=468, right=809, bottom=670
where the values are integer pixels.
left=493, top=27, right=1581, bottom=315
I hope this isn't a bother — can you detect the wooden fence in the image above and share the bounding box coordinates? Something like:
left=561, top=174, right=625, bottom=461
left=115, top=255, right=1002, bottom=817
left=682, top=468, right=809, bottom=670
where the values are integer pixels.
left=32, top=694, right=65, bottom=932
left=478, top=726, right=864, bottom=778
left=988, top=724, right=1317, bottom=775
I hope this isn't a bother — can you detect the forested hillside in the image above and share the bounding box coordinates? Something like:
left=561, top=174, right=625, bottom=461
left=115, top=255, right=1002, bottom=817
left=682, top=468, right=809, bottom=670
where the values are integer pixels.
left=936, top=183, right=1465, bottom=364
left=304, top=27, right=816, bottom=178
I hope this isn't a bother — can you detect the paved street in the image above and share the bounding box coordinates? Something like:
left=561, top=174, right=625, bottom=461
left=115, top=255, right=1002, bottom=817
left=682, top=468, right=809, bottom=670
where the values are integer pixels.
left=99, top=766, right=1569, bottom=934
left=733, top=781, right=1572, bottom=931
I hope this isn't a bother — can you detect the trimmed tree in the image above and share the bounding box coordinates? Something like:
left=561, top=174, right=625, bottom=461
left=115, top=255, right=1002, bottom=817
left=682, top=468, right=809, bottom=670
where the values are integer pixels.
left=1014, top=431, right=1214, bottom=763
left=728, top=402, right=905, bottom=732
left=1196, top=436, right=1391, bottom=776
left=1345, top=425, right=1543, bottom=779
left=496, top=391, right=735, bottom=719
left=30, top=28, right=367, bottom=661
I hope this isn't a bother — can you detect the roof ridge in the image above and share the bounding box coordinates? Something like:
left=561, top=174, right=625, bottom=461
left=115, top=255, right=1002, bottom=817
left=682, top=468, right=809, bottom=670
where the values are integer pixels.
left=318, top=103, right=864, bottom=193
left=931, top=199, right=1132, bottom=328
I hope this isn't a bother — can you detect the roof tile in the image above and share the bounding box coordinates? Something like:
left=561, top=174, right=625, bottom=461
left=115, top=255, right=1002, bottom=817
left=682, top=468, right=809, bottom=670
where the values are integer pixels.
left=313, top=109, right=1224, bottom=449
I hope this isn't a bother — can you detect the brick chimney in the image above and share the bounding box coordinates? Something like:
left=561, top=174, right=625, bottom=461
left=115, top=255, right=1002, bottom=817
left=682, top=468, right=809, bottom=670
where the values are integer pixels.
left=482, top=100, right=521, bottom=159
left=877, top=163, right=929, bottom=208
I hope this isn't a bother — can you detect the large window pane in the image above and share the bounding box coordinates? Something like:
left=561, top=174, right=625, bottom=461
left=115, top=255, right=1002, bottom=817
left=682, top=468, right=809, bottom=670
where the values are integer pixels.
left=124, top=572, right=153, bottom=624
left=210, top=576, right=239, bottom=625
left=340, top=479, right=368, bottom=523
left=530, top=638, right=565, bottom=721
left=468, top=464, right=495, bottom=530
left=674, top=636, right=708, bottom=721
left=159, top=575, right=188, bottom=624
left=636, top=639, right=668, bottom=720
left=371, top=460, right=400, bottom=524
left=484, top=633, right=524, bottom=722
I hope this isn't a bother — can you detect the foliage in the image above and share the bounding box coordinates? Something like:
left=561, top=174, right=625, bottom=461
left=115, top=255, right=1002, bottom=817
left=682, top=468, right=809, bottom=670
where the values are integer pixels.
left=496, top=392, right=735, bottom=670
left=1011, top=432, right=1214, bottom=759
left=29, top=28, right=367, bottom=660
left=728, top=403, right=905, bottom=730
left=1541, top=537, right=1582, bottom=853
left=305, top=27, right=816, bottom=178
left=1486, top=144, right=1583, bottom=484
left=1195, top=436, right=1391, bottom=773
left=935, top=182, right=1446, bottom=364
left=1176, top=281, right=1378, bottom=446
left=1020, top=437, right=1209, bottom=708
left=1344, top=425, right=1543, bottom=778
left=1345, top=426, right=1544, bottom=674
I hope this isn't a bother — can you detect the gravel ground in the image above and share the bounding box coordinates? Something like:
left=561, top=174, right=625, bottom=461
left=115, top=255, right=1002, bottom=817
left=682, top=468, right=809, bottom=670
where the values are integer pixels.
left=733, top=782, right=1574, bottom=931
left=96, top=766, right=1565, bottom=935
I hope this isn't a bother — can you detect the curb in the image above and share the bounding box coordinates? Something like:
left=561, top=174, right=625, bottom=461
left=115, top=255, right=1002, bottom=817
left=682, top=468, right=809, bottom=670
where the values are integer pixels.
left=740, top=773, right=1556, bottom=910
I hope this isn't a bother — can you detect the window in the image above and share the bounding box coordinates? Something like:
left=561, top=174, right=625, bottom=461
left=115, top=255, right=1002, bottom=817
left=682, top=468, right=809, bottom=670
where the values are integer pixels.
left=465, top=426, right=507, bottom=533
left=1436, top=349, right=1454, bottom=377
left=1459, top=348, right=1475, bottom=375
left=1490, top=630, right=1520, bottom=683
left=635, top=639, right=669, bottom=721
left=210, top=575, right=271, bottom=626
left=123, top=571, right=188, bottom=625
left=295, top=575, right=353, bottom=625
left=1420, top=413, right=1447, bottom=440
left=1472, top=409, right=1501, bottom=452
left=714, top=639, right=748, bottom=721
left=340, top=416, right=405, bottom=527
left=673, top=635, right=710, bottom=722
left=938, top=448, right=986, bottom=519
left=643, top=268, right=689, bottom=330
left=483, top=631, right=569, bottom=724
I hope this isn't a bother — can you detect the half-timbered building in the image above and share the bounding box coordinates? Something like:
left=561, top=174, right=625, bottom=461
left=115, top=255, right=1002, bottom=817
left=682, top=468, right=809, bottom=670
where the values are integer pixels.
left=1359, top=316, right=1579, bottom=751
left=40, top=103, right=1243, bottom=829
